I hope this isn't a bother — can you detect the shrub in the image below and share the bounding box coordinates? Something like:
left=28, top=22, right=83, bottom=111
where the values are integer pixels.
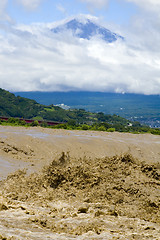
left=40, top=122, right=48, bottom=128
left=58, top=124, right=67, bottom=129
left=81, top=124, right=89, bottom=130
left=107, top=128, right=115, bottom=132
left=19, top=120, right=26, bottom=126
left=8, top=117, right=16, bottom=123
left=149, top=128, right=160, bottom=135
left=31, top=120, right=39, bottom=126
left=98, top=126, right=106, bottom=131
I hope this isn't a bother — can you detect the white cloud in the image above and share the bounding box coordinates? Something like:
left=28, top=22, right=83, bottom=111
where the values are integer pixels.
left=0, top=20, right=160, bottom=94
left=56, top=4, right=67, bottom=15
left=16, top=0, right=44, bottom=11
left=80, top=0, right=160, bottom=12
left=0, top=0, right=7, bottom=15
left=0, top=0, right=44, bottom=23
left=0, top=0, right=160, bottom=94
left=0, top=0, right=12, bottom=22
left=126, top=0, right=160, bottom=13
left=79, top=0, right=109, bottom=10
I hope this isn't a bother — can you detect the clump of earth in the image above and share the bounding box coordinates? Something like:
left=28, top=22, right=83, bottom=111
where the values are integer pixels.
left=0, top=152, right=159, bottom=239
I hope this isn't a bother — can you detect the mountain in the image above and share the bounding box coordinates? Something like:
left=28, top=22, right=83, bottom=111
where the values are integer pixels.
left=52, top=17, right=123, bottom=43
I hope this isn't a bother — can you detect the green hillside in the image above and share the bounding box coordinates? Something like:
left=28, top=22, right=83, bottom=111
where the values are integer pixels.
left=0, top=88, right=79, bottom=122
left=0, top=88, right=129, bottom=124
left=1, top=88, right=159, bottom=134
left=0, top=88, right=43, bottom=118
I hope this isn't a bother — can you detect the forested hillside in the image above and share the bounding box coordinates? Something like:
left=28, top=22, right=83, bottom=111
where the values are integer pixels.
left=0, top=88, right=44, bottom=118
left=0, top=88, right=129, bottom=124
left=1, top=88, right=160, bottom=134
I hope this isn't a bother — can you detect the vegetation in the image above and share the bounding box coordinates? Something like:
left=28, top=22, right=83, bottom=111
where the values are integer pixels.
left=0, top=88, right=160, bottom=135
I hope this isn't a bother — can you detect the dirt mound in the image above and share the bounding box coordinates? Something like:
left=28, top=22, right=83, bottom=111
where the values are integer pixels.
left=1, top=153, right=159, bottom=225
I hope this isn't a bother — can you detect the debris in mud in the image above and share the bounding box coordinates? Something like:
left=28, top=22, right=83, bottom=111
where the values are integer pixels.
left=78, top=204, right=89, bottom=213
left=0, top=235, right=16, bottom=240
left=1, top=153, right=159, bottom=225
left=0, top=203, right=8, bottom=211
left=0, top=153, right=159, bottom=239
left=0, top=127, right=160, bottom=239
left=141, top=163, right=160, bottom=180
left=0, top=141, right=35, bottom=158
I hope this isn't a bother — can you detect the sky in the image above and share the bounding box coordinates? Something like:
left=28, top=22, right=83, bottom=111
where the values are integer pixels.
left=0, top=0, right=160, bottom=94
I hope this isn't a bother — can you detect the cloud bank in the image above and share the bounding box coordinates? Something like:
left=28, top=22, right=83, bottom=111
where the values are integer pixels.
left=0, top=18, right=159, bottom=94
left=0, top=0, right=160, bottom=94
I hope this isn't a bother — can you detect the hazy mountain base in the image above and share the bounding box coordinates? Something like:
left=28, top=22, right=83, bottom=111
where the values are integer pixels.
left=0, top=153, right=159, bottom=239
left=14, top=91, right=160, bottom=127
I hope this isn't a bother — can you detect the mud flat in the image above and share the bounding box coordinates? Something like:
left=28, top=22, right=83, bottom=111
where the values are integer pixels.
left=0, top=125, right=160, bottom=167
left=0, top=126, right=159, bottom=239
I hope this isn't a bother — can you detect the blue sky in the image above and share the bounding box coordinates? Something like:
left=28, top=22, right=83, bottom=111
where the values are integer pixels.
left=7, top=0, right=137, bottom=25
left=0, top=0, right=160, bottom=94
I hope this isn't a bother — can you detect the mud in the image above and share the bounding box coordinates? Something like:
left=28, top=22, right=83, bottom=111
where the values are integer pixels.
left=0, top=156, right=29, bottom=180
left=0, top=126, right=160, bottom=239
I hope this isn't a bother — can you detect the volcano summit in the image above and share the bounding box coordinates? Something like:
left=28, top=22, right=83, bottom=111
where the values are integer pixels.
left=52, top=17, right=124, bottom=42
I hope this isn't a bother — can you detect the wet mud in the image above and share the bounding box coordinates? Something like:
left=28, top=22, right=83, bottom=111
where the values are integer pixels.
left=0, top=126, right=160, bottom=239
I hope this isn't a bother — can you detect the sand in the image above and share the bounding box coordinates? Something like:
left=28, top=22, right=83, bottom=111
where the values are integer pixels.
left=0, top=126, right=159, bottom=239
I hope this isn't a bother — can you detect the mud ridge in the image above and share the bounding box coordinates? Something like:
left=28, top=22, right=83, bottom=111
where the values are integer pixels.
left=1, top=153, right=159, bottom=224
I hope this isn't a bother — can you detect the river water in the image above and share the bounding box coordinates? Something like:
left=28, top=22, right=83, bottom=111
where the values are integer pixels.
left=0, top=157, right=29, bottom=180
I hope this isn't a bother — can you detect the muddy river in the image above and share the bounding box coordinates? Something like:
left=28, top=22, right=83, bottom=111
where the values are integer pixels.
left=0, top=126, right=159, bottom=239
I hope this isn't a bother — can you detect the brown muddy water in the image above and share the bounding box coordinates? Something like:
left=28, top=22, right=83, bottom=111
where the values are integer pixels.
left=0, top=157, right=29, bottom=180
left=0, top=126, right=160, bottom=239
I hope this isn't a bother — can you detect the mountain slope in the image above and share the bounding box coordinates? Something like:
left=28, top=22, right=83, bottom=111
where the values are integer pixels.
left=0, top=88, right=76, bottom=122
left=0, top=88, right=43, bottom=119
left=0, top=88, right=132, bottom=127
left=1, top=88, right=160, bottom=134
left=52, top=17, right=123, bottom=42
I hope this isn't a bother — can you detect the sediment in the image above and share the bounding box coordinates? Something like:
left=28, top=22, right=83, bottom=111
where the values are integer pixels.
left=0, top=126, right=159, bottom=239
